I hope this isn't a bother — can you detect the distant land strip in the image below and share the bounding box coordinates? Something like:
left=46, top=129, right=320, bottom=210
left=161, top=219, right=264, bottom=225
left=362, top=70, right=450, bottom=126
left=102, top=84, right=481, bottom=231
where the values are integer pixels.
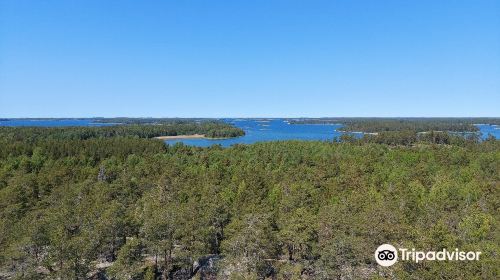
left=154, top=134, right=206, bottom=140
left=288, top=118, right=500, bottom=133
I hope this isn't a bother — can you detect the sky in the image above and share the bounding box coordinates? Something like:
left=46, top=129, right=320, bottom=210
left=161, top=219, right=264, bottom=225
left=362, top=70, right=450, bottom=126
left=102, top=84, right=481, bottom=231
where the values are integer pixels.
left=0, top=0, right=499, bottom=118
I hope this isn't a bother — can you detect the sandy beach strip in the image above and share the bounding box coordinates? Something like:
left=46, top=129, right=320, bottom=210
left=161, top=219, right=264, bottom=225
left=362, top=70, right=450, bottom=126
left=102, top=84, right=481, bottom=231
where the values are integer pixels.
left=154, top=134, right=206, bottom=140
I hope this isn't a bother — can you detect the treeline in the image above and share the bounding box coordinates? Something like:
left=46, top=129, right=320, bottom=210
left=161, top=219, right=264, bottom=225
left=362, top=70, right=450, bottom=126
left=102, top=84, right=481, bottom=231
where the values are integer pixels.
left=1, top=118, right=216, bottom=124
left=0, top=121, right=244, bottom=142
left=0, top=127, right=498, bottom=279
left=91, top=118, right=216, bottom=125
left=289, top=117, right=500, bottom=133
left=338, top=130, right=485, bottom=146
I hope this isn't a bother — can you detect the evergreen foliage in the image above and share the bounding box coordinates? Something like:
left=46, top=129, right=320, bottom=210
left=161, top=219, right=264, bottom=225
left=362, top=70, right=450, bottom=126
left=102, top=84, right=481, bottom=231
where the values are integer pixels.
left=0, top=126, right=498, bottom=279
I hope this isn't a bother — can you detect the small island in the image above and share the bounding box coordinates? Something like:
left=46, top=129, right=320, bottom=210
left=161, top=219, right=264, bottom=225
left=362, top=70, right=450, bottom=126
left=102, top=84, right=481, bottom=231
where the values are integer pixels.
left=0, top=119, right=245, bottom=141
left=154, top=134, right=207, bottom=140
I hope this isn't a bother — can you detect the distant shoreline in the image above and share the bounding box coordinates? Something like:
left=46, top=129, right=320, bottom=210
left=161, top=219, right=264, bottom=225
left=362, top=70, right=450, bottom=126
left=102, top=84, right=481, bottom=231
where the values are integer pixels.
left=154, top=134, right=207, bottom=140
left=154, top=134, right=234, bottom=140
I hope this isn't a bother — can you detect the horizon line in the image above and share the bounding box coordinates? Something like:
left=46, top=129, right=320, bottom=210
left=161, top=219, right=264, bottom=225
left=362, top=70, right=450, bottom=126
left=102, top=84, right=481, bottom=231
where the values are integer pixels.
left=2, top=116, right=500, bottom=119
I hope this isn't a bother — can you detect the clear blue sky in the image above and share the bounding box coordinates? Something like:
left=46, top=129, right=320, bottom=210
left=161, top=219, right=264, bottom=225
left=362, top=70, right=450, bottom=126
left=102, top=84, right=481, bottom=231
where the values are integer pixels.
left=1, top=0, right=499, bottom=117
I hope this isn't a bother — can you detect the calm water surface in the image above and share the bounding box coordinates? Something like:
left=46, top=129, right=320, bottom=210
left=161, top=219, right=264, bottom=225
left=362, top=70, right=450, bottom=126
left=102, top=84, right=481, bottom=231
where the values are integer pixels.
left=166, top=119, right=347, bottom=147
left=476, top=124, right=500, bottom=139
left=165, top=120, right=500, bottom=147
left=0, top=119, right=498, bottom=147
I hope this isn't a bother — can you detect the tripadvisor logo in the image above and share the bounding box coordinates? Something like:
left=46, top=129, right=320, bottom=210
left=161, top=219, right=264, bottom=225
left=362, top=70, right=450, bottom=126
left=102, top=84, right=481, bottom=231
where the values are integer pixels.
left=375, top=244, right=482, bottom=267
left=375, top=244, right=398, bottom=267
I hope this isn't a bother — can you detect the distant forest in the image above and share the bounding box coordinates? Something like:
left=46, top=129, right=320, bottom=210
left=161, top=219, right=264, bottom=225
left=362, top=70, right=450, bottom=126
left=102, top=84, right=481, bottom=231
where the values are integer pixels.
left=89, top=118, right=219, bottom=125
left=0, top=121, right=498, bottom=279
left=289, top=117, right=500, bottom=133
left=0, top=121, right=244, bottom=142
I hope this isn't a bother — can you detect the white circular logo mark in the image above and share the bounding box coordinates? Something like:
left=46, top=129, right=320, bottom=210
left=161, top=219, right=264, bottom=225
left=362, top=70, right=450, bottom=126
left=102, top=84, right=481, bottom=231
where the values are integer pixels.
left=375, top=244, right=398, bottom=267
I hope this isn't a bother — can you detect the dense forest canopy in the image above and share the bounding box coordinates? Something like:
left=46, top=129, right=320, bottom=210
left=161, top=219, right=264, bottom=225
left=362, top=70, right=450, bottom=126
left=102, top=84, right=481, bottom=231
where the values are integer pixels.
left=0, top=124, right=498, bottom=279
left=0, top=121, right=244, bottom=143
left=91, top=118, right=219, bottom=125
left=0, top=118, right=215, bottom=123
left=343, top=130, right=484, bottom=146
left=289, top=118, right=500, bottom=133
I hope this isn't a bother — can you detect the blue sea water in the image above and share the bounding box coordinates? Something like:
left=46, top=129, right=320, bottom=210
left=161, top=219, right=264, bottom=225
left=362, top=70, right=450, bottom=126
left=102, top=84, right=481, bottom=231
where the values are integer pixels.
left=165, top=120, right=500, bottom=147
left=475, top=124, right=500, bottom=140
left=0, top=119, right=498, bottom=147
left=165, top=119, right=347, bottom=147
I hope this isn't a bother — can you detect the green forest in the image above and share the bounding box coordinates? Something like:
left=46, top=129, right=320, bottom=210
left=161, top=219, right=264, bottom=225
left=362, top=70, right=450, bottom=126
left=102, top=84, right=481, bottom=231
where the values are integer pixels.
left=289, top=118, right=500, bottom=133
left=0, top=123, right=498, bottom=279
left=0, top=121, right=244, bottom=142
